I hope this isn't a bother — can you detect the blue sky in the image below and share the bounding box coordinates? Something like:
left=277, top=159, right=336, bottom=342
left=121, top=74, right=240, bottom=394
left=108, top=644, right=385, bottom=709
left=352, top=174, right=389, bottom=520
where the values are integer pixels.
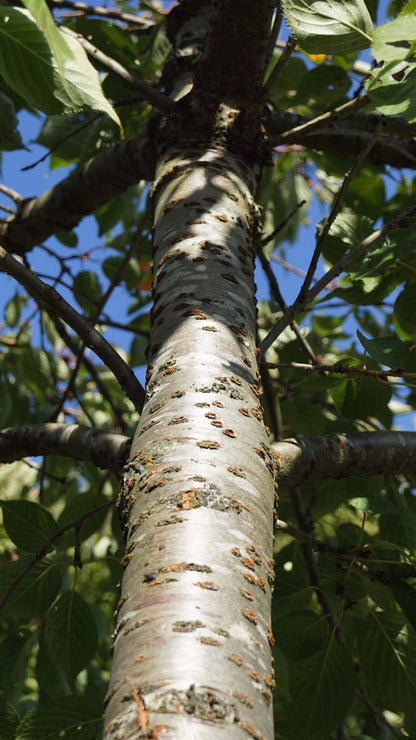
left=1, top=1, right=414, bottom=431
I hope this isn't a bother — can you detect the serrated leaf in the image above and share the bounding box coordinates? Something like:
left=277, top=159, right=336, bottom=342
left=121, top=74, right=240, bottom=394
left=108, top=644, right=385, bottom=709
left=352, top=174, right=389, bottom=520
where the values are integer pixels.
left=44, top=591, right=98, bottom=681
left=372, top=15, right=416, bottom=62
left=0, top=696, right=19, bottom=740
left=366, top=59, right=416, bottom=121
left=358, top=611, right=416, bottom=714
left=394, top=283, right=416, bottom=339
left=0, top=7, right=61, bottom=113
left=0, top=556, right=62, bottom=618
left=329, top=375, right=391, bottom=421
left=0, top=500, right=59, bottom=552
left=22, top=0, right=121, bottom=129
left=281, top=641, right=357, bottom=737
left=15, top=696, right=102, bottom=740
left=356, top=329, right=409, bottom=368
left=282, top=0, right=373, bottom=54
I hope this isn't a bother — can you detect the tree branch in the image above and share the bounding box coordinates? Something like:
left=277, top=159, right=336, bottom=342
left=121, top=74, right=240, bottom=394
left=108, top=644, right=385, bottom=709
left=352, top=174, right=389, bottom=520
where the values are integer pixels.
left=0, top=137, right=155, bottom=255
left=260, top=202, right=416, bottom=353
left=3, top=427, right=416, bottom=490
left=275, top=432, right=416, bottom=486
left=0, top=248, right=145, bottom=411
left=268, top=107, right=416, bottom=170
left=48, top=0, right=155, bottom=28
left=0, top=423, right=131, bottom=469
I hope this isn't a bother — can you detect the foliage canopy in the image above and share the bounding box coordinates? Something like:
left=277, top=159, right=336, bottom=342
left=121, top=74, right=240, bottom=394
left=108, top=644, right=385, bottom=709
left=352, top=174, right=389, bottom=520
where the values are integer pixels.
left=1, top=0, right=416, bottom=738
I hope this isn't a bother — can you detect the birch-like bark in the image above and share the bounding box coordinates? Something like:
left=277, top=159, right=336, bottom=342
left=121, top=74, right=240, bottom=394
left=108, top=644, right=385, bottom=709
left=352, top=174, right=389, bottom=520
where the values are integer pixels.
left=3, top=425, right=416, bottom=486
left=103, top=3, right=277, bottom=737
left=104, top=146, right=276, bottom=740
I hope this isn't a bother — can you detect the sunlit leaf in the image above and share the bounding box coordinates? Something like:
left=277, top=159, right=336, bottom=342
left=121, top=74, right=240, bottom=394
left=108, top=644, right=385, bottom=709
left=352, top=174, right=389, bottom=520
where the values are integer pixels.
left=356, top=329, right=409, bottom=368
left=282, top=0, right=373, bottom=54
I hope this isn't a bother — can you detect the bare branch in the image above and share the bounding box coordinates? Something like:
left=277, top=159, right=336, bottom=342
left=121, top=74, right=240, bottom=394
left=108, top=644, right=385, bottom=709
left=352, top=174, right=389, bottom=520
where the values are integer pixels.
left=260, top=202, right=416, bottom=353
left=268, top=108, right=416, bottom=170
left=268, top=361, right=416, bottom=382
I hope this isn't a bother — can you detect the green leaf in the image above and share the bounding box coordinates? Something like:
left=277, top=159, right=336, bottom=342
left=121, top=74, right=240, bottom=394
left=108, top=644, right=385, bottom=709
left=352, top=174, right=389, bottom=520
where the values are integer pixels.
left=73, top=270, right=102, bottom=315
left=0, top=631, right=31, bottom=702
left=0, top=500, right=59, bottom=552
left=276, top=610, right=328, bottom=660
left=0, top=696, right=19, bottom=740
left=21, top=0, right=121, bottom=129
left=0, top=92, right=23, bottom=150
left=358, top=611, right=416, bottom=715
left=356, top=329, right=409, bottom=368
left=280, top=641, right=357, bottom=738
left=44, top=591, right=98, bottom=682
left=274, top=643, right=291, bottom=700
left=15, top=696, right=102, bottom=740
left=391, top=580, right=416, bottom=632
left=5, top=292, right=23, bottom=328
left=0, top=7, right=60, bottom=113
left=130, top=335, right=148, bottom=367
left=321, top=208, right=373, bottom=265
left=56, top=492, right=109, bottom=549
left=329, top=375, right=392, bottom=422
left=393, top=283, right=416, bottom=339
left=366, top=59, right=416, bottom=121
left=282, top=0, right=373, bottom=54
left=348, top=492, right=397, bottom=514
left=372, top=15, right=416, bottom=62
left=0, top=556, right=62, bottom=618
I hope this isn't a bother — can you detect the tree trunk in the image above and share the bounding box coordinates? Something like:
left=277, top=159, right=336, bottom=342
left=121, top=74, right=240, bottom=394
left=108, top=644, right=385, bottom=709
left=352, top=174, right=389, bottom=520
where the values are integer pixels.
left=104, top=2, right=276, bottom=738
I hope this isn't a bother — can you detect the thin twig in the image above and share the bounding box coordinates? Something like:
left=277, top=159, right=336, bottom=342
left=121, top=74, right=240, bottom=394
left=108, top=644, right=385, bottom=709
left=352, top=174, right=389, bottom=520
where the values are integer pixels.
left=0, top=246, right=145, bottom=411
left=260, top=199, right=306, bottom=247
left=50, top=228, right=143, bottom=421
left=276, top=93, right=372, bottom=145
left=263, top=4, right=283, bottom=75
left=22, top=114, right=100, bottom=172
left=0, top=184, right=24, bottom=204
left=298, top=120, right=385, bottom=299
left=268, top=361, right=416, bottom=381
left=263, top=34, right=296, bottom=98
left=0, top=500, right=112, bottom=611
left=260, top=201, right=416, bottom=353
left=48, top=0, right=154, bottom=27
left=257, top=247, right=318, bottom=363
